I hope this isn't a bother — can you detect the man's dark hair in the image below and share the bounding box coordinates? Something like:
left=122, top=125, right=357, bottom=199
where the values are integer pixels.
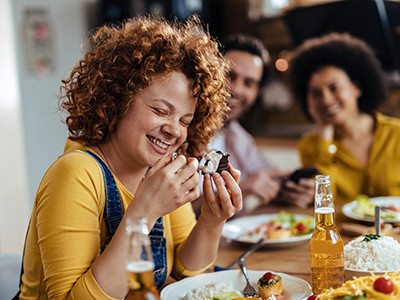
left=221, top=33, right=271, bottom=87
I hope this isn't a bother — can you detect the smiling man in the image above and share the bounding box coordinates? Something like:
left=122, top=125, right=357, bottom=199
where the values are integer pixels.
left=193, top=33, right=315, bottom=216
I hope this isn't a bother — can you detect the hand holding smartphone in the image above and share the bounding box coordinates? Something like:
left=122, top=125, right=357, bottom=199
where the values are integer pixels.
left=287, top=167, right=319, bottom=183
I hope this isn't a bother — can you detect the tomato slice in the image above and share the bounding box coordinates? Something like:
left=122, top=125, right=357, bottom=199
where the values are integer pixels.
left=307, top=295, right=318, bottom=300
left=373, top=276, right=394, bottom=294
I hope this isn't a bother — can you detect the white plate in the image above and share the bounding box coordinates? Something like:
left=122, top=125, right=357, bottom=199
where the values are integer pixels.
left=222, top=214, right=314, bottom=247
left=161, top=270, right=312, bottom=300
left=342, top=196, right=400, bottom=223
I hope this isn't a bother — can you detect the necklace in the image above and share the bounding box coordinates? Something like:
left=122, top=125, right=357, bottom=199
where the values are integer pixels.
left=96, top=145, right=113, bottom=171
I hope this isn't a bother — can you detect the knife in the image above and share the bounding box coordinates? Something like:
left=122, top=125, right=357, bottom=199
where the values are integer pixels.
left=214, top=238, right=265, bottom=271
left=375, top=206, right=381, bottom=235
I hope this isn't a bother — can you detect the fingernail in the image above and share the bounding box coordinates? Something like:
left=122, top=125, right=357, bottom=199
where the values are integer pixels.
left=221, top=170, right=230, bottom=177
left=213, top=173, right=221, bottom=179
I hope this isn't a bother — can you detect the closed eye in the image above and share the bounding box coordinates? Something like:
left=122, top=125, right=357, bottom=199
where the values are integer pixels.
left=152, top=107, right=168, bottom=116
left=180, top=118, right=193, bottom=127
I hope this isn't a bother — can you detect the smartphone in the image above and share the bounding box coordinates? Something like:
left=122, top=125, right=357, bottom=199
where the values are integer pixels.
left=287, top=167, right=319, bottom=183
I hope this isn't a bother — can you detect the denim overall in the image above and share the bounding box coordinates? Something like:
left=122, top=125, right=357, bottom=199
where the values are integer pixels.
left=83, top=150, right=168, bottom=289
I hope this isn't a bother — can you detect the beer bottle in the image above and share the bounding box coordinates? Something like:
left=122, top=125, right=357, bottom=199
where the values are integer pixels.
left=126, top=217, right=161, bottom=300
left=310, top=175, right=344, bottom=294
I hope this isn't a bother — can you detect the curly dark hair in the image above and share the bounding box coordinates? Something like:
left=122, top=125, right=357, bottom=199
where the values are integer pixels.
left=288, top=32, right=388, bottom=120
left=221, top=33, right=271, bottom=88
left=59, top=14, right=229, bottom=159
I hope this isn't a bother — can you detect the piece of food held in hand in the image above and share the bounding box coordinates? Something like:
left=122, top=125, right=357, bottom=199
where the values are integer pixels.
left=200, top=150, right=230, bottom=175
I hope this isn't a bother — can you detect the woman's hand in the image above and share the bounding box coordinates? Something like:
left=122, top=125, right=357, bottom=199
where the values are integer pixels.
left=128, top=154, right=200, bottom=225
left=308, top=103, right=335, bottom=142
left=200, top=164, right=242, bottom=222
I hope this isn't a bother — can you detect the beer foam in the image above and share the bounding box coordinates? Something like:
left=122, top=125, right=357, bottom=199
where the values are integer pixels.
left=315, top=207, right=334, bottom=214
left=126, top=261, right=154, bottom=272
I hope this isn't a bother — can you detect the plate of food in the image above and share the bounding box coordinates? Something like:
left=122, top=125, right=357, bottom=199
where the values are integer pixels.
left=160, top=270, right=312, bottom=300
left=344, top=234, right=400, bottom=280
left=317, top=271, right=400, bottom=299
left=221, top=211, right=314, bottom=247
left=342, top=195, right=400, bottom=223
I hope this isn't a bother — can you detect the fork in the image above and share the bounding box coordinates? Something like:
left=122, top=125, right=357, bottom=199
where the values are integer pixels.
left=238, top=258, right=259, bottom=297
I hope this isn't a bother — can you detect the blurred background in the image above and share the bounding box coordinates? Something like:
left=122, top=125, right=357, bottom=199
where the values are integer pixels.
left=1, top=0, right=400, bottom=253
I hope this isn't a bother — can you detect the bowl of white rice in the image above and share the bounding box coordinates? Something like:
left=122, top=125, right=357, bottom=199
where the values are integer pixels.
left=344, top=234, right=400, bottom=280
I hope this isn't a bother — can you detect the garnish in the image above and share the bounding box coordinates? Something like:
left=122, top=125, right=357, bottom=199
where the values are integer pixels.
left=343, top=292, right=366, bottom=300
left=258, top=272, right=280, bottom=287
left=362, top=234, right=381, bottom=242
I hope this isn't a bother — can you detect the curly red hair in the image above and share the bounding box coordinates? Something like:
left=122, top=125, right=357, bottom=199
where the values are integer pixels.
left=59, top=15, right=229, bottom=159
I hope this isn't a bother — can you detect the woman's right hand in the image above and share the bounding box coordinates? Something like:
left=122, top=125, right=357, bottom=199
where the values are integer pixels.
left=200, top=164, right=242, bottom=222
left=308, top=106, right=335, bottom=142
left=128, top=154, right=200, bottom=225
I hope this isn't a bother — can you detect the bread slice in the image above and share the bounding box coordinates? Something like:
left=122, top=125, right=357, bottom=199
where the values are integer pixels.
left=257, top=272, right=283, bottom=298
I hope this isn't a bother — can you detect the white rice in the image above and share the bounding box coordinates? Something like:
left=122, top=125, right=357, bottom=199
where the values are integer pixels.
left=180, top=281, right=237, bottom=300
left=344, top=235, right=400, bottom=271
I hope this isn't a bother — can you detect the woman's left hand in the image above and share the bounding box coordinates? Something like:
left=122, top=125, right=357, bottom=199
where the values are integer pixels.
left=200, top=164, right=242, bottom=221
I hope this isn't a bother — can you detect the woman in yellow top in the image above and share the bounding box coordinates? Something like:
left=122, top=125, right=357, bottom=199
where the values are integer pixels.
left=18, top=15, right=242, bottom=300
left=288, top=32, right=400, bottom=203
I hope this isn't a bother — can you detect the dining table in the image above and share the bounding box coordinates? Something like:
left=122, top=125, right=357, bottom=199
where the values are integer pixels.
left=211, top=201, right=400, bottom=286
left=161, top=198, right=400, bottom=300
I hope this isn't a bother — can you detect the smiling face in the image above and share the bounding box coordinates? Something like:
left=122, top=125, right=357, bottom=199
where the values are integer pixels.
left=307, top=65, right=361, bottom=125
left=225, top=50, right=263, bottom=121
left=112, top=71, right=196, bottom=169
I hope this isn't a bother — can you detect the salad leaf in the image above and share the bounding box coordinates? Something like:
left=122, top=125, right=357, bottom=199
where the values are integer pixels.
left=352, top=195, right=397, bottom=219
left=352, top=195, right=374, bottom=217
left=274, top=211, right=314, bottom=236
left=276, top=211, right=296, bottom=225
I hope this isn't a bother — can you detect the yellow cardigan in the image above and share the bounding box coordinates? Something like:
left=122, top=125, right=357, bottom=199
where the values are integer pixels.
left=298, top=113, right=400, bottom=202
left=20, top=139, right=209, bottom=300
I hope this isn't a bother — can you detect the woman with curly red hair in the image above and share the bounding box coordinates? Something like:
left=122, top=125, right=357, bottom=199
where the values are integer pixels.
left=17, top=15, right=242, bottom=300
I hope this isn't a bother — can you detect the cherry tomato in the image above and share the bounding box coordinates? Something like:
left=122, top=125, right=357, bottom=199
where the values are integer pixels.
left=262, top=272, right=274, bottom=281
left=307, top=295, right=318, bottom=300
left=373, top=276, right=394, bottom=294
left=296, top=222, right=307, bottom=232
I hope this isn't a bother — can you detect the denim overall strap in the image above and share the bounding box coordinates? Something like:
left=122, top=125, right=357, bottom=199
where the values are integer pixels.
left=83, top=150, right=167, bottom=289
left=82, top=150, right=123, bottom=245
left=149, top=217, right=167, bottom=289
